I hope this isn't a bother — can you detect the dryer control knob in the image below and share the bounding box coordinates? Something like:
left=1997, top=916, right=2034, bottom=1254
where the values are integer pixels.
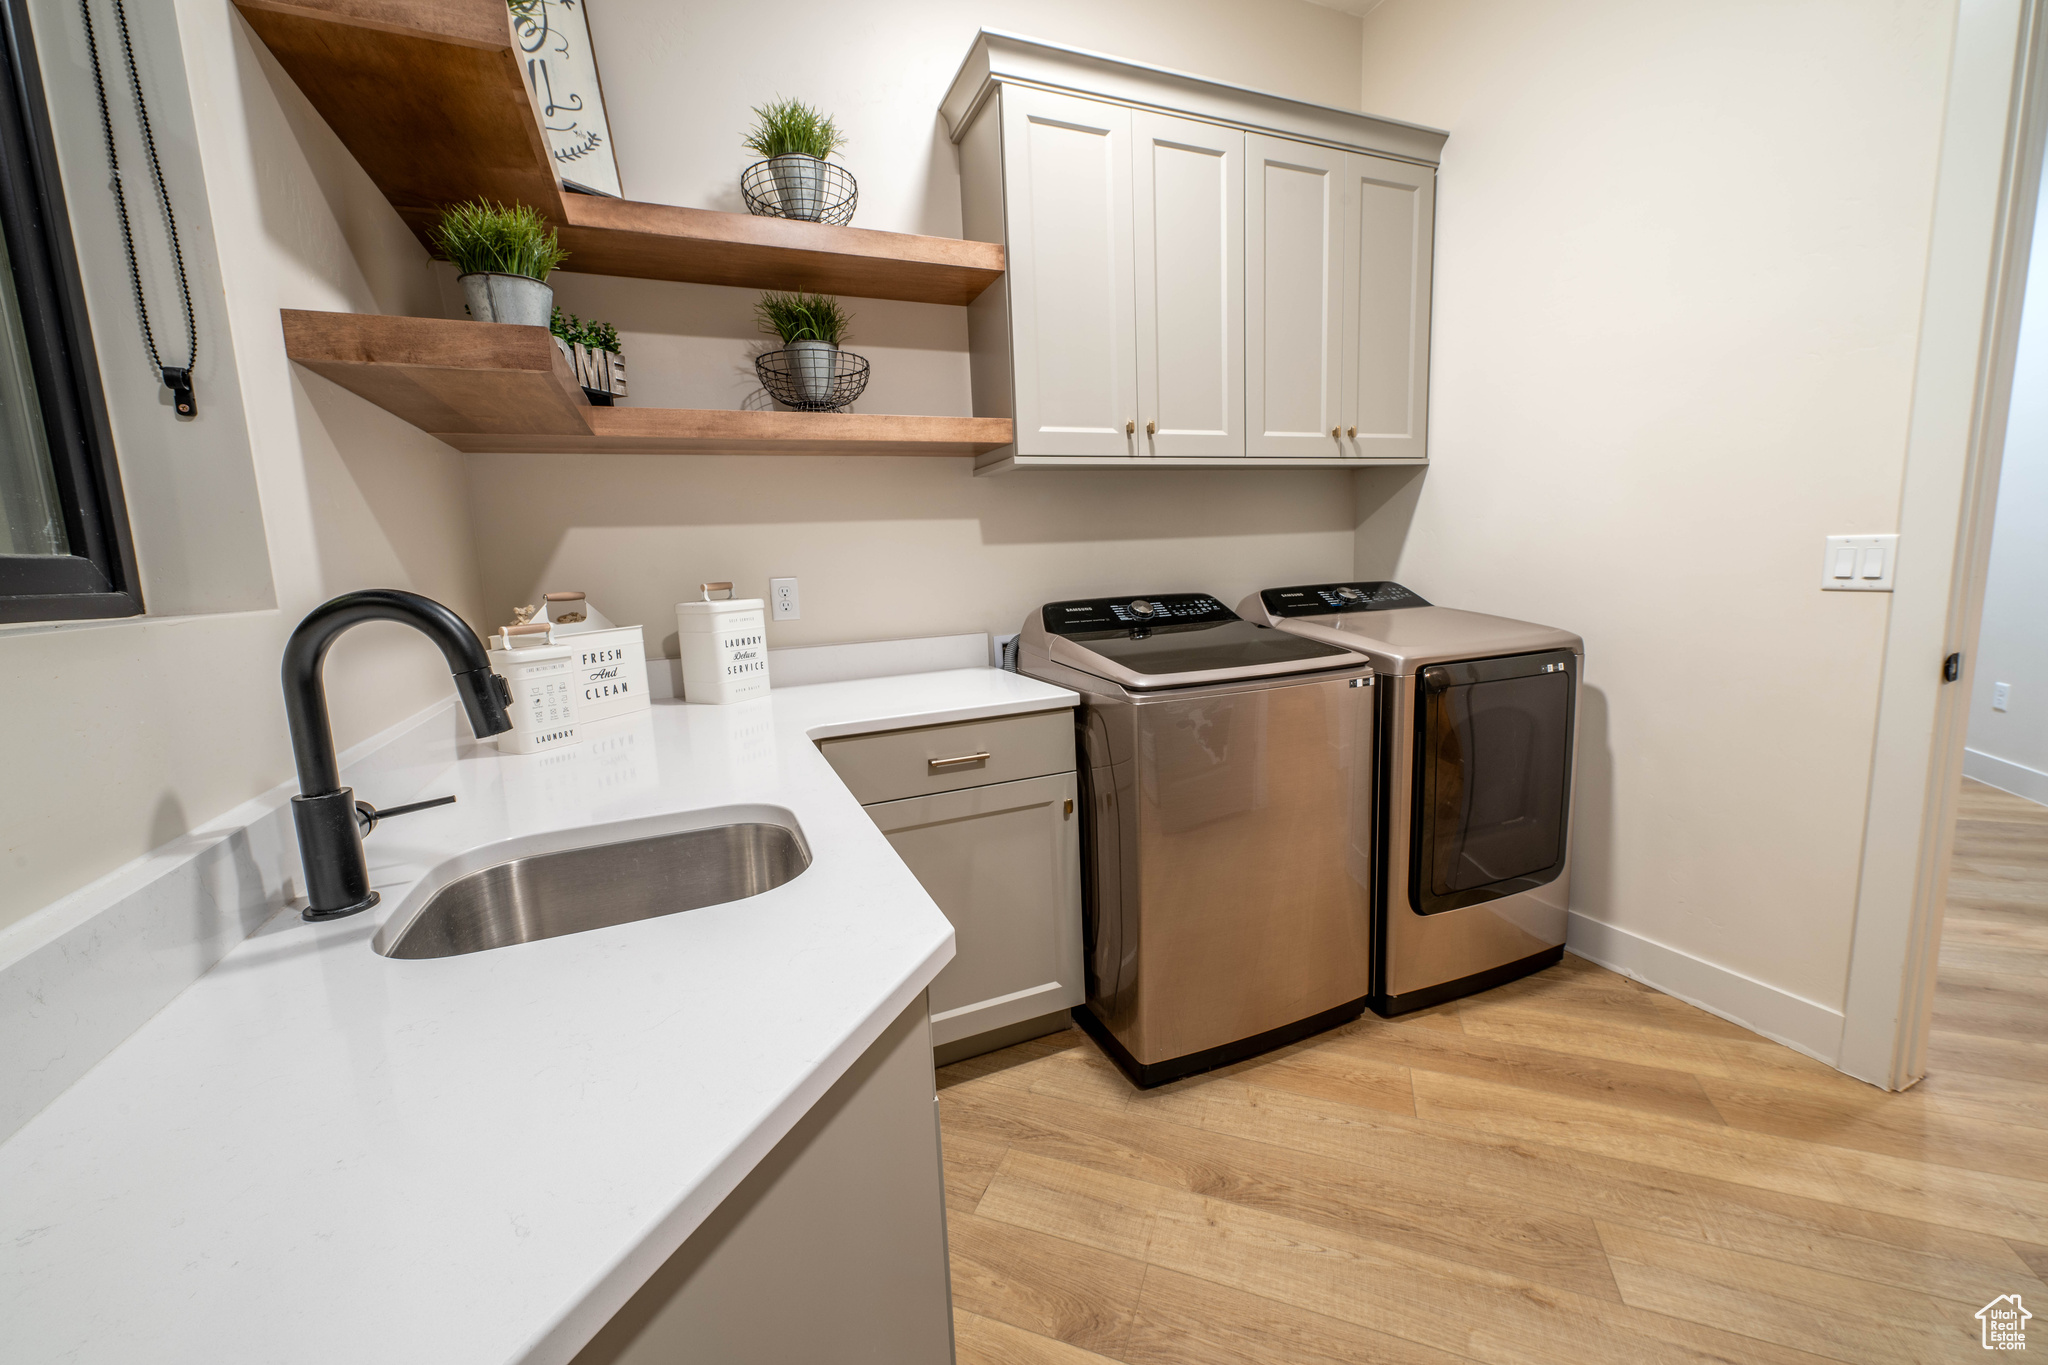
left=1129, top=599, right=1158, bottom=616
left=1336, top=587, right=1366, bottom=602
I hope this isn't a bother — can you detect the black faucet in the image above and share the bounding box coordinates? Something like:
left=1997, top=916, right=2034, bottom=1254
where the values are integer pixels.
left=283, top=590, right=514, bottom=921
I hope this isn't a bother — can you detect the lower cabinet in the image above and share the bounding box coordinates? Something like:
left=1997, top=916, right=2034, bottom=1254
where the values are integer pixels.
left=818, top=709, right=1085, bottom=1060
left=571, top=997, right=954, bottom=1365
left=867, top=771, right=1083, bottom=1053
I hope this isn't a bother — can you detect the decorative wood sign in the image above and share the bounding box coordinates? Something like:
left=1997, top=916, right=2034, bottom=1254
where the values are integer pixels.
left=512, top=1, right=622, bottom=198
left=554, top=337, right=627, bottom=401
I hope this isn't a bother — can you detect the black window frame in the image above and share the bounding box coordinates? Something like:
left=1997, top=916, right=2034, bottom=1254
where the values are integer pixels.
left=0, top=0, right=139, bottom=623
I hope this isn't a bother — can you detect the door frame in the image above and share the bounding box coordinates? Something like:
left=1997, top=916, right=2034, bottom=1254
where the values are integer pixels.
left=1837, top=0, right=2048, bottom=1088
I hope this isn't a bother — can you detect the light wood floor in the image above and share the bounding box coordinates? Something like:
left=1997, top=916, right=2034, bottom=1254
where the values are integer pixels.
left=935, top=778, right=2048, bottom=1364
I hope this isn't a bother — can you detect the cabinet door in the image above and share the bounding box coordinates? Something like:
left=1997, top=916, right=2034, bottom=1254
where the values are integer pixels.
left=1245, top=134, right=1346, bottom=458
left=999, top=87, right=1139, bottom=457
left=1341, top=153, right=1434, bottom=460
left=865, top=772, right=1083, bottom=1048
left=1132, top=112, right=1243, bottom=457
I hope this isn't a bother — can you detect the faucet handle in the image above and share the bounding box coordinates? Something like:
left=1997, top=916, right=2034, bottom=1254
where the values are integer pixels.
left=353, top=794, right=457, bottom=836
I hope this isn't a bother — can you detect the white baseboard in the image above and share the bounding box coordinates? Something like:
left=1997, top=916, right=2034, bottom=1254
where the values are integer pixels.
left=1566, top=912, right=1846, bottom=1065
left=1963, top=748, right=2048, bottom=806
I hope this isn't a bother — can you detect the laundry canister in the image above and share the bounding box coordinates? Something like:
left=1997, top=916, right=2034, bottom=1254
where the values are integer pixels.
left=676, top=582, right=770, bottom=704
left=487, top=625, right=581, bottom=753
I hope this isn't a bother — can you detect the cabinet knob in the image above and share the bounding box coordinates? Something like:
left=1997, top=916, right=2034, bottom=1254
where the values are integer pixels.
left=1348, top=426, right=1357, bottom=438
left=1146, top=421, right=1156, bottom=437
left=1331, top=427, right=1340, bottom=440
left=1126, top=419, right=1135, bottom=435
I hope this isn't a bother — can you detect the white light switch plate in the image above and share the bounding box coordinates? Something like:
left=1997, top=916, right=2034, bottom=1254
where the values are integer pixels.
left=769, top=577, right=800, bottom=620
left=1993, top=681, right=2011, bottom=712
left=1821, top=534, right=1897, bottom=591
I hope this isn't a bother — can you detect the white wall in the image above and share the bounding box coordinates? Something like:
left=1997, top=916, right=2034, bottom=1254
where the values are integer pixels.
left=2, top=0, right=1364, bottom=931
left=0, top=0, right=484, bottom=932
left=483, top=0, right=1367, bottom=646
left=1350, top=0, right=1957, bottom=1033
left=1966, top=167, right=2048, bottom=806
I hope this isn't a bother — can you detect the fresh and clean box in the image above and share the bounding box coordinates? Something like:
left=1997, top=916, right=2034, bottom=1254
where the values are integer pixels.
left=540, top=592, right=650, bottom=723
left=676, top=582, right=770, bottom=704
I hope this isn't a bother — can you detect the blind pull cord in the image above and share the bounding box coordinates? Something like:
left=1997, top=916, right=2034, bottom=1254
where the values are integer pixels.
left=81, top=0, right=197, bottom=416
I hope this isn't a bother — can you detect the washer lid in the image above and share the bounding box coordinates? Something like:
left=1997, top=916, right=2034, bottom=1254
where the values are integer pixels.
left=1027, top=593, right=1366, bottom=689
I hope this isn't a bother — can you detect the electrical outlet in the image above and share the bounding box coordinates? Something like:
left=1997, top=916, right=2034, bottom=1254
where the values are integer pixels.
left=769, top=577, right=800, bottom=621
left=1993, top=681, right=2011, bottom=712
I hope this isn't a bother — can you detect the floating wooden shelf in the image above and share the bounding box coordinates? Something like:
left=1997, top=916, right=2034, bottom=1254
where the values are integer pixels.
left=553, top=197, right=1002, bottom=306
left=282, top=310, right=1013, bottom=456
left=235, top=0, right=1004, bottom=305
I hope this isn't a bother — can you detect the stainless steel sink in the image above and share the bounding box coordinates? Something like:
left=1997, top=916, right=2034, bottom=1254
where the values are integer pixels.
left=379, top=822, right=811, bottom=960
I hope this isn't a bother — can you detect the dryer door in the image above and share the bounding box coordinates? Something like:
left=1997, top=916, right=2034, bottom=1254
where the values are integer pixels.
left=1411, top=650, right=1575, bottom=915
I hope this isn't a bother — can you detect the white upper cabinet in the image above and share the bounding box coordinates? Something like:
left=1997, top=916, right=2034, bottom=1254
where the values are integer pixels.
left=1133, top=112, right=1244, bottom=458
left=998, top=87, right=1138, bottom=458
left=1246, top=135, right=1346, bottom=459
left=944, top=32, right=1445, bottom=471
left=1341, top=153, right=1435, bottom=461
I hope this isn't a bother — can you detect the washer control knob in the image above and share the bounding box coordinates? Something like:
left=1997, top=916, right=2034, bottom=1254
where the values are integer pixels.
left=1128, top=599, right=1158, bottom=617
left=1335, top=587, right=1366, bottom=602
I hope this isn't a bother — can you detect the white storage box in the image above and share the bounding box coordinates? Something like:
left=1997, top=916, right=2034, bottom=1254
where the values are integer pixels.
left=562, top=625, right=648, bottom=722
left=537, top=593, right=650, bottom=724
left=487, top=628, right=580, bottom=753
left=676, top=582, right=769, bottom=704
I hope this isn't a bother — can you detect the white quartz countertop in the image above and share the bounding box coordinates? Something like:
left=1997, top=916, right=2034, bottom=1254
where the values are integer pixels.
left=0, top=668, right=1076, bottom=1365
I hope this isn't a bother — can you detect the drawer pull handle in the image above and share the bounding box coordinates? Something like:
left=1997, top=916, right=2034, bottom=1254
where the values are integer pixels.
left=928, top=752, right=991, bottom=771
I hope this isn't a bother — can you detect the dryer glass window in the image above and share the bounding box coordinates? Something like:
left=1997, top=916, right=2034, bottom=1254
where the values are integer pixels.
left=1412, top=651, right=1574, bottom=915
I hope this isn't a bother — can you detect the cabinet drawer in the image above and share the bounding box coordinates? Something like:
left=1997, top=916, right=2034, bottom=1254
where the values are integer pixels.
left=818, top=708, right=1075, bottom=805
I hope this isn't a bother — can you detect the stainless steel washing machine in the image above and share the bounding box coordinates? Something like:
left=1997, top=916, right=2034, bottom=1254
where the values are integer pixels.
left=1240, top=582, right=1581, bottom=1015
left=1020, top=592, right=1376, bottom=1087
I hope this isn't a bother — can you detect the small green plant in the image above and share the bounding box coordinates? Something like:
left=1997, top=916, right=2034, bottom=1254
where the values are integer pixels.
left=755, top=291, right=851, bottom=346
left=505, top=0, right=542, bottom=20
left=743, top=98, right=846, bottom=161
left=430, top=200, right=567, bottom=281
left=551, top=307, right=620, bottom=354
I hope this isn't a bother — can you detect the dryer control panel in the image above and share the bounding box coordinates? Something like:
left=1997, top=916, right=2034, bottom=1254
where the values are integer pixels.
left=1259, top=582, right=1431, bottom=617
left=1042, top=594, right=1236, bottom=635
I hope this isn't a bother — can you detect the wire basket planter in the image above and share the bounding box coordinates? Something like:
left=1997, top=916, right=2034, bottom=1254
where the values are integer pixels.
left=741, top=156, right=858, bottom=225
left=755, top=344, right=869, bottom=411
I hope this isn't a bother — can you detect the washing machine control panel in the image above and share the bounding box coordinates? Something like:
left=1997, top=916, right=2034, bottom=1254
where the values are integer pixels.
left=1260, top=581, right=1431, bottom=617
left=1042, top=594, right=1236, bottom=635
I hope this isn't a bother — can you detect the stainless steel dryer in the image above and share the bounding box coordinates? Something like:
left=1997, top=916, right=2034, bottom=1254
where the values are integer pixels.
left=1020, top=593, right=1375, bottom=1087
left=1240, top=583, right=1582, bottom=1015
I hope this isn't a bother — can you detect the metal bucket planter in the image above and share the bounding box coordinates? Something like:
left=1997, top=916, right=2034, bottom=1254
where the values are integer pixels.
left=786, top=339, right=837, bottom=404
left=459, top=272, right=554, bottom=326
left=770, top=154, right=823, bottom=219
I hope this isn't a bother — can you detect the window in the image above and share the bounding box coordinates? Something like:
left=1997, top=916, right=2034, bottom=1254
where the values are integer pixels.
left=0, top=0, right=137, bottom=623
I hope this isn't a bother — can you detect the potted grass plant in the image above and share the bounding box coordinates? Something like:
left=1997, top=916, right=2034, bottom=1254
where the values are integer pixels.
left=431, top=200, right=568, bottom=326
left=754, top=291, right=864, bottom=409
left=741, top=98, right=855, bottom=224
